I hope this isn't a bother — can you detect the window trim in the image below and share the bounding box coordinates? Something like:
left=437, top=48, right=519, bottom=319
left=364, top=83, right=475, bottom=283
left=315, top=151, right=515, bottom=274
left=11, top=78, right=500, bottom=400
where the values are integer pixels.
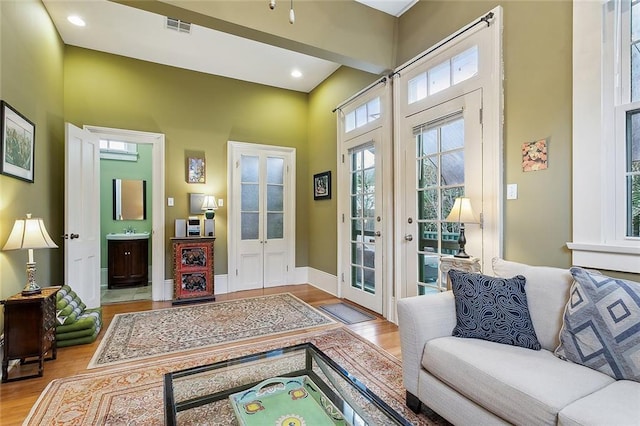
left=568, top=0, right=640, bottom=274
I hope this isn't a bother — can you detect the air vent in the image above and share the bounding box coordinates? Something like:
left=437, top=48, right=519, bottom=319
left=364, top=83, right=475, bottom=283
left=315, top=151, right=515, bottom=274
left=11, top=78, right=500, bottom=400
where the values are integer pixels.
left=166, top=17, right=191, bottom=34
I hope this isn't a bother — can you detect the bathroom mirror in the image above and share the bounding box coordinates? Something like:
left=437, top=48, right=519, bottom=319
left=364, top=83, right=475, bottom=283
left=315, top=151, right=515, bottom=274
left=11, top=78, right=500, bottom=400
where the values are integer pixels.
left=113, top=179, right=147, bottom=220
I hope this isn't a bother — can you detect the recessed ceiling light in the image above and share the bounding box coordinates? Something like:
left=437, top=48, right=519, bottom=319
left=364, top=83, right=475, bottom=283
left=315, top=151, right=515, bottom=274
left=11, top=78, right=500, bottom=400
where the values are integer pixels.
left=291, top=69, right=302, bottom=78
left=67, top=15, right=86, bottom=27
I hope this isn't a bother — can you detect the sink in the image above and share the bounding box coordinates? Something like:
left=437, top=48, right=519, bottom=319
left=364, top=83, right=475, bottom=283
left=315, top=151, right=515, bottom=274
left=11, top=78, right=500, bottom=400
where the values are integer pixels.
left=106, top=232, right=150, bottom=240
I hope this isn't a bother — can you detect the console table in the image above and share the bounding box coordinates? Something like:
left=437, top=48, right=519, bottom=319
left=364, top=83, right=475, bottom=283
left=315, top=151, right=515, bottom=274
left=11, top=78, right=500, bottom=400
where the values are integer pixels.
left=1, top=286, right=60, bottom=382
left=171, top=237, right=215, bottom=305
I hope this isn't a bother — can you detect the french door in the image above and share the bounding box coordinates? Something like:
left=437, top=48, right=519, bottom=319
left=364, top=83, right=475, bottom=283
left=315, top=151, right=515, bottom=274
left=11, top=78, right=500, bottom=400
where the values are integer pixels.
left=401, top=90, right=483, bottom=297
left=339, top=129, right=384, bottom=314
left=228, top=142, right=295, bottom=291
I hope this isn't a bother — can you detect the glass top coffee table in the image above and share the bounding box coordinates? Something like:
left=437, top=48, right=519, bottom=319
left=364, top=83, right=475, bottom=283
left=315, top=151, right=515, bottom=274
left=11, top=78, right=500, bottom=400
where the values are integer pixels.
left=164, top=343, right=411, bottom=425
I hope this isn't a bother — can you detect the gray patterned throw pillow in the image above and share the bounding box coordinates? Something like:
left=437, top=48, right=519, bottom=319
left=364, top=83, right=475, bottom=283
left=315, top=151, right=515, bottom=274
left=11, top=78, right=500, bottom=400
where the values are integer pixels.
left=555, top=267, right=640, bottom=382
left=449, top=270, right=541, bottom=350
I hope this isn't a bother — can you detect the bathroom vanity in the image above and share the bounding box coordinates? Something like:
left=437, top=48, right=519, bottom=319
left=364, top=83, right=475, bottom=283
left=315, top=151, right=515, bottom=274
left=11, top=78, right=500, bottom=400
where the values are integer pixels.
left=107, top=233, right=149, bottom=289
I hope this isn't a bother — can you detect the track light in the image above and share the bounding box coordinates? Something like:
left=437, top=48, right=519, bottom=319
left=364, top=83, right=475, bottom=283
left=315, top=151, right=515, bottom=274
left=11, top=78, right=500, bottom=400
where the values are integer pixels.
left=289, top=5, right=295, bottom=24
left=269, top=0, right=276, bottom=10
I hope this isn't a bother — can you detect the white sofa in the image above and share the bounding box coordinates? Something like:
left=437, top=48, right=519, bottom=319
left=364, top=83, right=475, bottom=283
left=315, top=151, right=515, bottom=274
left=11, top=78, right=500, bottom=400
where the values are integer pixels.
left=397, top=258, right=640, bottom=425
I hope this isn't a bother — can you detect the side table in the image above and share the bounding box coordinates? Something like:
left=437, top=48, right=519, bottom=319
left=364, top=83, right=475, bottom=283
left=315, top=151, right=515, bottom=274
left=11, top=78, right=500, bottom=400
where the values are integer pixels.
left=1, top=286, right=60, bottom=382
left=440, top=257, right=481, bottom=291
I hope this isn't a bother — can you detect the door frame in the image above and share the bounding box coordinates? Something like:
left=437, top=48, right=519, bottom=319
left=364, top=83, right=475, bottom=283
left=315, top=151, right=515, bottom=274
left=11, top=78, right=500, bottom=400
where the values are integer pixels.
left=392, top=7, right=503, bottom=305
left=336, top=81, right=393, bottom=318
left=83, top=125, right=166, bottom=301
left=227, top=141, right=296, bottom=291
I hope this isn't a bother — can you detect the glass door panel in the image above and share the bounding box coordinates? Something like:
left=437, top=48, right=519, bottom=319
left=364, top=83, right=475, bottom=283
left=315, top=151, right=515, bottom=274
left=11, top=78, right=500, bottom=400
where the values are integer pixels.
left=350, top=144, right=376, bottom=295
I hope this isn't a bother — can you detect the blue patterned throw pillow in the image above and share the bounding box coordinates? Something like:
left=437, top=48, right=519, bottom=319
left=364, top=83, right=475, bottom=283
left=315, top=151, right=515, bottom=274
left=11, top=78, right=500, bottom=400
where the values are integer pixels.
left=449, top=270, right=541, bottom=350
left=554, top=267, right=640, bottom=382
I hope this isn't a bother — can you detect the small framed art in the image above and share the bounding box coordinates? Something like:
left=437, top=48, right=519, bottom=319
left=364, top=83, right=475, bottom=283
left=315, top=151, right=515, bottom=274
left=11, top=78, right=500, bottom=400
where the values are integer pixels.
left=186, top=155, right=206, bottom=183
left=1, top=101, right=35, bottom=183
left=314, top=171, right=331, bottom=200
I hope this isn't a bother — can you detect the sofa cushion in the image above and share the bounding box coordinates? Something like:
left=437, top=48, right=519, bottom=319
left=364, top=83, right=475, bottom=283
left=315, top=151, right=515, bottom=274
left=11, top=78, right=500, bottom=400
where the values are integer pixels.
left=558, top=380, right=640, bottom=426
left=555, top=267, right=640, bottom=382
left=423, top=336, right=615, bottom=425
left=492, top=257, right=573, bottom=351
left=449, top=269, right=541, bottom=350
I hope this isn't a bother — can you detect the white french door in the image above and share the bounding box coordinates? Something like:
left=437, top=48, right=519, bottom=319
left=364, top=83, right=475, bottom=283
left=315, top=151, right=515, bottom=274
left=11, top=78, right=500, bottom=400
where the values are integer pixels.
left=228, top=142, right=295, bottom=291
left=401, top=90, right=483, bottom=297
left=339, top=129, right=384, bottom=314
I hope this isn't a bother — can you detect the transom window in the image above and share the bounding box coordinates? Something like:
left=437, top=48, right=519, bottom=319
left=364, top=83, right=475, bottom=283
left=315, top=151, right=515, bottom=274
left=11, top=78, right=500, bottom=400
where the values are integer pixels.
left=408, top=45, right=478, bottom=104
left=345, top=97, right=381, bottom=133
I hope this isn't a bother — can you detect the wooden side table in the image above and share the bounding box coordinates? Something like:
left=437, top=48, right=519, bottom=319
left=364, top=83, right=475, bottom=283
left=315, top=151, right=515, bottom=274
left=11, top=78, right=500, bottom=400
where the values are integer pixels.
left=440, top=257, right=481, bottom=291
left=171, top=237, right=216, bottom=305
left=1, top=286, right=60, bottom=382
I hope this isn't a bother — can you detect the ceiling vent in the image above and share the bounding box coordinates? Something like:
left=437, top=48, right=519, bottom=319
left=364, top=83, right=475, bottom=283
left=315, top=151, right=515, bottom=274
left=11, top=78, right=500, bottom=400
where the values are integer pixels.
left=166, top=17, right=191, bottom=34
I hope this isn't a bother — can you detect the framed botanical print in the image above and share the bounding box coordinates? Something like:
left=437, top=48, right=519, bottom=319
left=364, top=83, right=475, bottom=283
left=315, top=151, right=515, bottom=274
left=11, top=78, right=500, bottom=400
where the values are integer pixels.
left=1, top=101, right=35, bottom=183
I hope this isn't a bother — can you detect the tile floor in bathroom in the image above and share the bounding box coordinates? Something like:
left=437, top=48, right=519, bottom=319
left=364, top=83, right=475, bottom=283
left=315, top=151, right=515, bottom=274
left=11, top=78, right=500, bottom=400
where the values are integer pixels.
left=101, top=285, right=151, bottom=304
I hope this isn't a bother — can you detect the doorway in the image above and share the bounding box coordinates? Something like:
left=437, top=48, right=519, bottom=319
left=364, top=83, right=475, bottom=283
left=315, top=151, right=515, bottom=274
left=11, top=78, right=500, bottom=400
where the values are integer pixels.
left=80, top=125, right=165, bottom=303
left=227, top=141, right=296, bottom=291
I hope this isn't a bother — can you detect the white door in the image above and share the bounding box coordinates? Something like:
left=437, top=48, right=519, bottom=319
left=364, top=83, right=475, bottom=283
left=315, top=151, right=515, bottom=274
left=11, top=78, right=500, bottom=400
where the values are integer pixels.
left=229, top=142, right=295, bottom=291
left=402, top=90, right=483, bottom=297
left=65, top=123, right=101, bottom=308
left=339, top=129, right=384, bottom=314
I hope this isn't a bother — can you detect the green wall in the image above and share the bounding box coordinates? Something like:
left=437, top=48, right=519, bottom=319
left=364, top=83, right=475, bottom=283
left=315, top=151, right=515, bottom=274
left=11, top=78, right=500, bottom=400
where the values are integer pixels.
left=100, top=144, right=153, bottom=269
left=306, top=67, right=378, bottom=275
left=63, top=46, right=310, bottom=278
left=399, top=0, right=574, bottom=269
left=0, top=0, right=65, bottom=316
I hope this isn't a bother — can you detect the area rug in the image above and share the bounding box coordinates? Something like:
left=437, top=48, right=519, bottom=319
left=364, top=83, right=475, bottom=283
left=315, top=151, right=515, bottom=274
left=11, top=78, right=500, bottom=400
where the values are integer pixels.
left=87, top=293, right=337, bottom=369
left=318, top=302, right=376, bottom=324
left=26, top=328, right=445, bottom=425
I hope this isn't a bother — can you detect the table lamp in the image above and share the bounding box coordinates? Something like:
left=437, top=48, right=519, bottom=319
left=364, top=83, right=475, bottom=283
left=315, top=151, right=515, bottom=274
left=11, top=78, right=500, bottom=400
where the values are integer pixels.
left=3, top=214, right=58, bottom=295
left=201, top=195, right=218, bottom=219
left=445, top=197, right=478, bottom=258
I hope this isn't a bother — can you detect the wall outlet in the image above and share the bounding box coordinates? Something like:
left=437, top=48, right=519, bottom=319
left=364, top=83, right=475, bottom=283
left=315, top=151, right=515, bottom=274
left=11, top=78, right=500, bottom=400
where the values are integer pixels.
left=506, top=184, right=518, bottom=200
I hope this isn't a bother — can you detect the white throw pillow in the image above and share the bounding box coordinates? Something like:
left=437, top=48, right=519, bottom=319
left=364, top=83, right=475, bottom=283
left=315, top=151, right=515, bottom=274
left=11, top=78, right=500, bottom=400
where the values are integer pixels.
left=492, top=257, right=573, bottom=351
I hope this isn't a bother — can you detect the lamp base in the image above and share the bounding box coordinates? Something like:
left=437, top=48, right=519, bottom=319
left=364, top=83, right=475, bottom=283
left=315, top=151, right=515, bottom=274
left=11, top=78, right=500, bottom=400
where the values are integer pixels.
left=453, top=224, right=471, bottom=258
left=22, top=262, right=42, bottom=296
left=22, top=287, right=42, bottom=296
left=204, top=211, right=215, bottom=220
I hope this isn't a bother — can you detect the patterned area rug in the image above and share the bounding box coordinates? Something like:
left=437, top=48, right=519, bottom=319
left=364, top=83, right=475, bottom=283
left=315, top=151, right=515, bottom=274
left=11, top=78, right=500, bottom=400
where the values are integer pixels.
left=87, top=293, right=336, bottom=369
left=26, top=328, right=445, bottom=425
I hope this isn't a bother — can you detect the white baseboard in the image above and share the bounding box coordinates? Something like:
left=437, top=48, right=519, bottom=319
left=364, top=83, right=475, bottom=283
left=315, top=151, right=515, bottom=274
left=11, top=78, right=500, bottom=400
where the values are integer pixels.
left=306, top=267, right=339, bottom=297
left=158, top=269, right=337, bottom=300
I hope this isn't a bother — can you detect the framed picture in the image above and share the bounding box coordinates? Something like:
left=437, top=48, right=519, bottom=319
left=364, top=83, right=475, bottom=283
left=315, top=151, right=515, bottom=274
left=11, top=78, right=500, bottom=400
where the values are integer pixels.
left=1, top=101, right=35, bottom=183
left=314, top=171, right=331, bottom=200
left=186, top=155, right=206, bottom=183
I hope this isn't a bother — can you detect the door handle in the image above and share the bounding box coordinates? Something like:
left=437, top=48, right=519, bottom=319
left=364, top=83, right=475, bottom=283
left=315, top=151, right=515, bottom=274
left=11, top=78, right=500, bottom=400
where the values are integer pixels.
left=404, top=234, right=413, bottom=241
left=375, top=231, right=381, bottom=237
left=62, top=233, right=80, bottom=240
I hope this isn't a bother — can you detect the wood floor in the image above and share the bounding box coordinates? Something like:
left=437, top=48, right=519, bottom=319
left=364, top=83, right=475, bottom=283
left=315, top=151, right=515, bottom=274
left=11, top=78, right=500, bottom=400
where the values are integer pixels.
left=0, top=284, right=402, bottom=425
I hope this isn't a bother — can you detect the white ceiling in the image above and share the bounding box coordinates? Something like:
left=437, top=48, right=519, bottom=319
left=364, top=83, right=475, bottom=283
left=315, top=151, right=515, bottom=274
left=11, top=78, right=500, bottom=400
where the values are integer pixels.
left=42, top=0, right=416, bottom=93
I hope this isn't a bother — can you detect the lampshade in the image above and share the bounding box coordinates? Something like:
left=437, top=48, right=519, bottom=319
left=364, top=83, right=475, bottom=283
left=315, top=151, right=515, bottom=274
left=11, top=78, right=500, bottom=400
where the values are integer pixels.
left=445, top=197, right=479, bottom=224
left=3, top=214, right=58, bottom=251
left=201, top=195, right=218, bottom=211
left=3, top=214, right=58, bottom=296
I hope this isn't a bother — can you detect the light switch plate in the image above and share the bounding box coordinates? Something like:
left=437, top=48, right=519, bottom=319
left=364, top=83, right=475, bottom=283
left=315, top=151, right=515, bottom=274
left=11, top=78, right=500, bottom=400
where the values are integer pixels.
left=506, top=184, right=518, bottom=200
left=167, top=197, right=174, bottom=206
left=218, top=198, right=224, bottom=207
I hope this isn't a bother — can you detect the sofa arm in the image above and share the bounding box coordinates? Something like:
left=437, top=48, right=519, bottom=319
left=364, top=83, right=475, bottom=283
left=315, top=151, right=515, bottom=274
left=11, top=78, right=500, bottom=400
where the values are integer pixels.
left=397, top=291, right=456, bottom=395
